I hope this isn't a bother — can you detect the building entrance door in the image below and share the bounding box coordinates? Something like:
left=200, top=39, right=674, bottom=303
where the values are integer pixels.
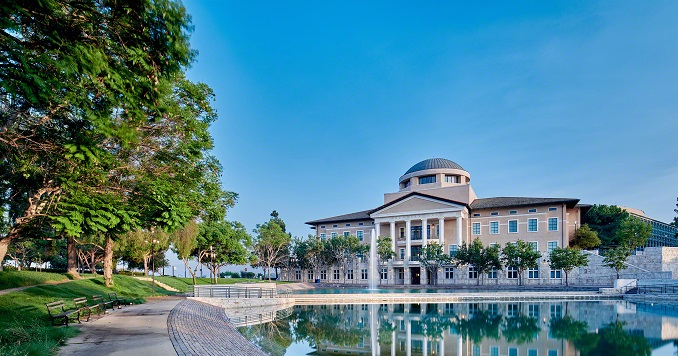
left=410, top=267, right=420, bottom=285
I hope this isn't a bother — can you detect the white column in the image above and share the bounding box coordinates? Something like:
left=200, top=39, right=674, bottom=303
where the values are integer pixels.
left=456, top=216, right=462, bottom=246
left=423, top=336, right=427, bottom=356
left=405, top=219, right=411, bottom=261
left=391, top=330, right=396, bottom=356
left=390, top=221, right=396, bottom=253
left=375, top=222, right=381, bottom=239
left=457, top=335, right=462, bottom=356
left=438, top=218, right=445, bottom=245
left=422, top=218, right=428, bottom=248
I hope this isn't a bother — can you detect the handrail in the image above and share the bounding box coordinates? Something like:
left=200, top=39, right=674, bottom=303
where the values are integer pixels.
left=193, top=285, right=277, bottom=298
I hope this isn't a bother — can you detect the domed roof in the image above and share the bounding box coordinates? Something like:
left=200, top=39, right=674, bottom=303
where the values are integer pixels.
left=405, top=158, right=465, bottom=175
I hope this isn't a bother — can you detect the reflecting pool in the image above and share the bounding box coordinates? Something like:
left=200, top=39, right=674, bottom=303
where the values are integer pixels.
left=237, top=301, right=678, bottom=356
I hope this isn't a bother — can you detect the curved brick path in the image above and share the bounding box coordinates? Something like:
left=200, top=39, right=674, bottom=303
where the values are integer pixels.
left=168, top=299, right=266, bottom=356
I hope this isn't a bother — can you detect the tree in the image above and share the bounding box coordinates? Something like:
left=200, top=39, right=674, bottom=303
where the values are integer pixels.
left=419, top=243, right=451, bottom=285
left=582, top=205, right=630, bottom=248
left=548, top=247, right=589, bottom=286
left=253, top=213, right=292, bottom=280
left=196, top=220, right=252, bottom=284
left=171, top=221, right=201, bottom=285
left=376, top=236, right=394, bottom=285
left=570, top=224, right=601, bottom=250
left=454, top=238, right=502, bottom=286
left=501, top=240, right=542, bottom=286
left=602, top=245, right=632, bottom=279
left=121, top=229, right=171, bottom=277
left=615, top=217, right=651, bottom=250
left=326, top=235, right=361, bottom=284
left=672, top=197, right=678, bottom=228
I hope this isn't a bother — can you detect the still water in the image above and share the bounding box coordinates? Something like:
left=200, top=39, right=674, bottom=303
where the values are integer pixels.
left=237, top=301, right=678, bottom=356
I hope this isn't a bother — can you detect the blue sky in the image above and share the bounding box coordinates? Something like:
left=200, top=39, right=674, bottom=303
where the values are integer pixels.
left=182, top=1, right=677, bottom=243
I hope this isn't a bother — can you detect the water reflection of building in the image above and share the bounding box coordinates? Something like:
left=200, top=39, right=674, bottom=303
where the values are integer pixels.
left=284, top=301, right=678, bottom=356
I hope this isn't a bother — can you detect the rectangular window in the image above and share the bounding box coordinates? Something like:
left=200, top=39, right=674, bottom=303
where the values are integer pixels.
left=529, top=241, right=538, bottom=252
left=472, top=222, right=481, bottom=235
left=490, top=346, right=499, bottom=356
left=507, top=266, right=518, bottom=279
left=381, top=268, right=388, bottom=280
left=473, top=345, right=480, bottom=356
left=399, top=248, right=405, bottom=259
left=549, top=207, right=557, bottom=211
left=411, top=226, right=422, bottom=240
left=331, top=232, right=338, bottom=238
left=347, top=270, right=354, bottom=280
left=550, top=269, right=562, bottom=279
left=491, top=211, right=499, bottom=216
left=550, top=304, right=562, bottom=319
left=399, top=227, right=405, bottom=238
left=361, top=269, right=368, bottom=280
left=445, top=267, right=454, bottom=279
left=528, top=208, right=537, bottom=213
left=528, top=350, right=538, bottom=356
left=509, top=348, right=518, bottom=356
left=488, top=303, right=499, bottom=315
left=490, top=221, right=499, bottom=234
left=548, top=217, right=558, bottom=231
left=419, top=175, right=436, bottom=184
left=307, top=271, right=314, bottom=280
left=487, top=268, right=497, bottom=279
left=468, top=266, right=478, bottom=279
left=333, top=224, right=338, bottom=228
left=528, top=304, right=540, bottom=318
left=528, top=268, right=539, bottom=279
left=320, top=270, right=327, bottom=280
left=343, top=231, right=350, bottom=237
left=295, top=270, right=301, bottom=280
left=357, top=230, right=364, bottom=241
left=449, top=244, right=459, bottom=257
left=508, top=220, right=518, bottom=233
left=320, top=225, right=326, bottom=228
left=528, top=218, right=538, bottom=232
left=548, top=241, right=558, bottom=253
left=333, top=269, right=340, bottom=280
left=507, top=304, right=519, bottom=317
left=473, top=213, right=481, bottom=217
left=509, top=210, right=517, bottom=215
left=359, top=222, right=364, bottom=226
left=548, top=350, right=558, bottom=356
left=320, top=233, right=326, bottom=240
left=346, top=223, right=351, bottom=227
left=398, top=269, right=404, bottom=280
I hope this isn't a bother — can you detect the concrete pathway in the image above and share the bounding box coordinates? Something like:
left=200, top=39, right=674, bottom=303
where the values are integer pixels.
left=58, top=296, right=183, bottom=356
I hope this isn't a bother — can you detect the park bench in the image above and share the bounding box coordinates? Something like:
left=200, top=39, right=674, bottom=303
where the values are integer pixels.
left=108, top=293, right=132, bottom=308
left=92, top=294, right=115, bottom=312
left=45, top=300, right=81, bottom=326
left=73, top=296, right=102, bottom=321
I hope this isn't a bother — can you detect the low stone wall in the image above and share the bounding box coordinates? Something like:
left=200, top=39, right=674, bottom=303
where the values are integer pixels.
left=190, top=297, right=294, bottom=310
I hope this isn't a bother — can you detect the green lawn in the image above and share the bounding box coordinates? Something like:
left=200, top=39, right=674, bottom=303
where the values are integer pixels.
left=0, top=273, right=173, bottom=355
left=153, top=276, right=288, bottom=292
left=0, top=270, right=71, bottom=291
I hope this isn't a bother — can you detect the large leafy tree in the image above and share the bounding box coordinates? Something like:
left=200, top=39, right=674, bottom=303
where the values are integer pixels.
left=195, top=220, right=252, bottom=284
left=615, top=217, right=651, bottom=250
left=253, top=212, right=292, bottom=280
left=326, top=235, right=361, bottom=284
left=454, top=238, right=502, bottom=286
left=501, top=240, right=542, bottom=286
left=171, top=220, right=201, bottom=285
left=582, top=205, right=630, bottom=248
left=570, top=224, right=601, bottom=250
left=419, top=242, right=451, bottom=286
left=548, top=247, right=589, bottom=286
left=0, top=0, right=196, bottom=271
left=376, top=236, right=394, bottom=285
left=602, top=245, right=632, bottom=279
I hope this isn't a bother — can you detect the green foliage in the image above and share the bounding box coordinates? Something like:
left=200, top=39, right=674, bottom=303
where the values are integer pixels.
left=548, top=247, right=589, bottom=286
left=195, top=220, right=252, bottom=283
left=419, top=243, right=451, bottom=285
left=253, top=213, right=292, bottom=280
left=377, top=236, right=395, bottom=264
left=672, top=197, right=678, bottom=228
left=325, top=235, right=361, bottom=283
left=501, top=240, right=542, bottom=286
left=615, top=217, right=651, bottom=250
left=570, top=224, right=601, bottom=249
left=502, top=314, right=541, bottom=344
left=582, top=205, right=630, bottom=247
left=454, top=238, right=502, bottom=285
left=602, top=246, right=632, bottom=279
left=452, top=309, right=503, bottom=343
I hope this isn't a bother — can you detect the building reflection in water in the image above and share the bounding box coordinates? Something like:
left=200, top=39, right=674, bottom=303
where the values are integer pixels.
left=237, top=301, right=678, bottom=356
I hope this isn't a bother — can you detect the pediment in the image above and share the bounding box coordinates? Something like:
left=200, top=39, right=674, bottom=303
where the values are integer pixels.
left=371, top=195, right=464, bottom=217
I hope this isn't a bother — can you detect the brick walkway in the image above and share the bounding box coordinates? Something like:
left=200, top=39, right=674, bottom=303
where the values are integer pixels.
left=168, top=299, right=267, bottom=356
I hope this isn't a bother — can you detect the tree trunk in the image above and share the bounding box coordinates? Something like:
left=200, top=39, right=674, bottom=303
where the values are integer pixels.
left=143, top=255, right=149, bottom=276
left=66, top=235, right=80, bottom=278
left=103, top=235, right=114, bottom=287
left=0, top=238, right=12, bottom=271
left=565, top=271, right=569, bottom=286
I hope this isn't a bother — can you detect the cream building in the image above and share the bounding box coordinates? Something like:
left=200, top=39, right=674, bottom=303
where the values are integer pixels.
left=302, top=158, right=587, bottom=286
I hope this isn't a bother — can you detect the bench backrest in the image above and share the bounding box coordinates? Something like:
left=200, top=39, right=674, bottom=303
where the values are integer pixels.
left=46, top=301, right=65, bottom=316
left=92, top=295, right=103, bottom=302
left=109, top=292, right=118, bottom=299
left=73, top=297, right=88, bottom=308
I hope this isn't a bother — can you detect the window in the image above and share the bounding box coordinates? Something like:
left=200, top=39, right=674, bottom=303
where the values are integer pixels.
left=347, top=269, right=354, bottom=280
left=507, top=304, right=519, bottom=317
left=529, top=241, right=538, bottom=252
left=528, top=304, right=540, bottom=318
left=528, top=208, right=537, bottom=213
left=528, top=350, right=538, bottom=356
left=472, top=222, right=481, bottom=235
left=550, top=269, right=562, bottom=279
left=381, top=268, right=388, bottom=280
left=510, top=210, right=517, bottom=215
left=528, top=268, right=539, bottom=279
left=548, top=350, right=558, bottom=356
left=491, top=211, right=499, bottom=216
left=320, top=225, right=326, bottom=228
left=343, top=231, right=350, bottom=237
left=359, top=222, right=364, bottom=226
left=491, top=346, right=499, bottom=356
left=445, top=303, right=455, bottom=314
left=550, top=304, right=562, bottom=319
left=487, top=268, right=497, bottom=279
left=361, top=269, right=368, bottom=280
left=331, top=232, right=338, bottom=238
left=445, top=267, right=454, bottom=279
left=488, top=303, right=499, bottom=315
left=333, top=269, right=340, bottom=280
left=295, top=270, right=301, bottom=280
left=307, top=271, right=314, bottom=280
left=445, top=175, right=460, bottom=183
left=468, top=266, right=478, bottom=279
left=333, top=224, right=338, bottom=228
left=449, top=244, right=459, bottom=257
left=548, top=217, right=558, bottom=231
left=401, top=180, right=410, bottom=189
left=549, top=207, right=557, bottom=211
left=508, top=220, right=518, bottom=233
left=411, top=226, right=422, bottom=240
left=399, top=248, right=405, bottom=259
left=357, top=230, right=364, bottom=241
left=507, top=266, right=518, bottom=279
left=509, top=348, right=518, bottom=356
left=398, top=269, right=404, bottom=280
left=419, top=175, right=436, bottom=184
left=320, top=233, right=326, bottom=239
left=320, top=270, right=327, bottom=280
left=528, top=218, right=538, bottom=232
left=548, top=241, right=558, bottom=253
left=473, top=213, right=481, bottom=217
left=399, top=227, right=405, bottom=238
left=490, top=221, right=499, bottom=234
left=473, top=345, right=480, bottom=356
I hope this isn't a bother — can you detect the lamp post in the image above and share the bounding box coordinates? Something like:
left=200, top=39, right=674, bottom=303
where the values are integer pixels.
left=172, top=266, right=176, bottom=277
left=208, top=245, right=215, bottom=284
